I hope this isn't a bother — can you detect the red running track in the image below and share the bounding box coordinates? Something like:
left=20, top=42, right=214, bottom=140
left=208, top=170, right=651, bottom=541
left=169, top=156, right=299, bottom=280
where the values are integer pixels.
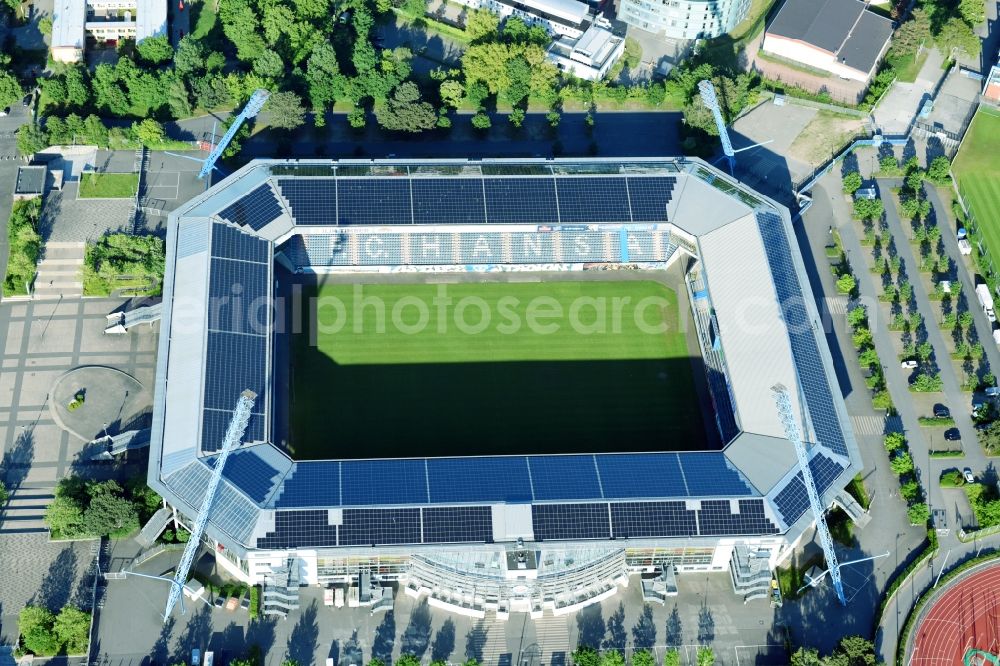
left=912, top=564, right=1000, bottom=664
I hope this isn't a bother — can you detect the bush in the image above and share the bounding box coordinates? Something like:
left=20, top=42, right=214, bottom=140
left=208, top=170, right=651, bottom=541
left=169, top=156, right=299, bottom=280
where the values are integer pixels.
left=249, top=586, right=260, bottom=620
left=45, top=476, right=143, bottom=539
left=884, top=432, right=907, bottom=453
left=836, top=273, right=856, bottom=295
left=18, top=607, right=59, bottom=656
left=843, top=171, right=863, bottom=194
left=53, top=607, right=91, bottom=655
left=940, top=469, right=965, bottom=487
left=890, top=451, right=915, bottom=475
left=3, top=198, right=42, bottom=297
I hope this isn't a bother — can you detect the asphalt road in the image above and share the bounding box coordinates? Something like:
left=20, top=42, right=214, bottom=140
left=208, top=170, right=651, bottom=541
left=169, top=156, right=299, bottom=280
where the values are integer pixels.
left=164, top=110, right=685, bottom=162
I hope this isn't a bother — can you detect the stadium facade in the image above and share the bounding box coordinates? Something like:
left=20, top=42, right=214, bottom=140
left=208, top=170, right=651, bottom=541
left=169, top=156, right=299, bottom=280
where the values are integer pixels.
left=149, top=157, right=862, bottom=616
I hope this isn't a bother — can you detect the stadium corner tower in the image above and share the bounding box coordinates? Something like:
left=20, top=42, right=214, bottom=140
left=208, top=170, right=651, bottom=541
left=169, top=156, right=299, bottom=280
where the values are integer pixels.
left=149, top=157, right=862, bottom=615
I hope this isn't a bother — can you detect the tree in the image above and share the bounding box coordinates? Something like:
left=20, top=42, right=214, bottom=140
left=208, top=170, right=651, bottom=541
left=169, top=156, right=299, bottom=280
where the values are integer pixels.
left=836, top=274, right=855, bottom=295
left=466, top=9, right=499, bottom=41
left=132, top=119, right=165, bottom=146
left=17, top=123, right=48, bottom=156
left=927, top=155, right=951, bottom=184
left=842, top=171, right=863, bottom=195
left=396, top=656, right=420, bottom=666
left=847, top=305, right=867, bottom=329
left=306, top=42, right=342, bottom=111
left=835, top=636, right=876, bottom=666
left=439, top=80, right=464, bottom=108
left=19, top=607, right=60, bottom=656
left=0, top=69, right=23, bottom=110
left=53, top=607, right=91, bottom=655
left=45, top=494, right=85, bottom=537
left=375, top=82, right=437, bottom=132
left=219, top=0, right=266, bottom=60
left=347, top=106, right=366, bottom=128
left=853, top=198, right=884, bottom=220
left=0, top=479, right=7, bottom=505
left=92, top=64, right=130, bottom=116
left=790, top=648, right=822, bottom=666
left=662, top=651, right=680, bottom=666
left=265, top=91, right=306, bottom=130
left=979, top=420, right=1000, bottom=454
left=696, top=647, right=714, bottom=666
left=959, top=0, right=985, bottom=27
left=599, top=653, right=624, bottom=666
left=41, top=77, right=67, bottom=106
left=64, top=66, right=90, bottom=108
left=39, top=15, right=52, bottom=34
left=937, top=16, right=981, bottom=59
left=471, top=111, right=491, bottom=129
left=253, top=50, right=285, bottom=81
left=571, top=648, right=600, bottom=666
left=908, top=502, right=931, bottom=525
left=83, top=483, right=139, bottom=536
left=900, top=479, right=921, bottom=502
left=631, top=651, right=655, bottom=666
left=884, top=432, right=906, bottom=453
left=137, top=35, right=174, bottom=64
left=174, top=36, right=207, bottom=76
left=890, top=451, right=915, bottom=475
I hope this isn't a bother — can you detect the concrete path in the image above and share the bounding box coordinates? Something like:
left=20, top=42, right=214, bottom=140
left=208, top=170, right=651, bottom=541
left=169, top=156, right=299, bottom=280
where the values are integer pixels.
left=872, top=48, right=945, bottom=136
left=34, top=241, right=85, bottom=299
left=0, top=483, right=54, bottom=534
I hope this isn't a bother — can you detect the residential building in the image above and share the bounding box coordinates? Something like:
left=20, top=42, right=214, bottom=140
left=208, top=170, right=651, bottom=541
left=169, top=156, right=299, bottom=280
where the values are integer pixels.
left=453, top=0, right=591, bottom=38
left=618, top=0, right=750, bottom=40
left=546, top=20, right=626, bottom=80
left=761, top=0, right=892, bottom=83
left=51, top=0, right=167, bottom=63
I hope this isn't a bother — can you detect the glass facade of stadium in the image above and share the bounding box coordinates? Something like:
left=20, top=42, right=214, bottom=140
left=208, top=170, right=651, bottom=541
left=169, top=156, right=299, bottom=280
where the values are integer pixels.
left=150, top=157, right=863, bottom=617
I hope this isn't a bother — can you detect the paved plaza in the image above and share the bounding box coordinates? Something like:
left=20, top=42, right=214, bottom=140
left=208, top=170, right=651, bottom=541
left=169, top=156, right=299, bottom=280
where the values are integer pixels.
left=0, top=297, right=157, bottom=641
left=96, top=554, right=791, bottom=666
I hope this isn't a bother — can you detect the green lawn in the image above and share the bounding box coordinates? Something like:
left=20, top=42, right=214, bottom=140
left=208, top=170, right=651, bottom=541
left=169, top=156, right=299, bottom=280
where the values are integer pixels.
left=78, top=172, right=139, bottom=199
left=954, top=108, right=1000, bottom=266
left=290, top=280, right=706, bottom=459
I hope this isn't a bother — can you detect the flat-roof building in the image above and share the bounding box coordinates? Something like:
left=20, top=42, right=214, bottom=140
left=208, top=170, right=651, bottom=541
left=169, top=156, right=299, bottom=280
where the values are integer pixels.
left=762, top=0, right=892, bottom=83
left=453, top=0, right=591, bottom=38
left=546, top=21, right=625, bottom=80
left=51, top=0, right=167, bottom=63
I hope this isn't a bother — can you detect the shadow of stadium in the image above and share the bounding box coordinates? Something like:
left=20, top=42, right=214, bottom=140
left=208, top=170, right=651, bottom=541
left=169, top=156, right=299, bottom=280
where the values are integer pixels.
left=286, top=351, right=716, bottom=459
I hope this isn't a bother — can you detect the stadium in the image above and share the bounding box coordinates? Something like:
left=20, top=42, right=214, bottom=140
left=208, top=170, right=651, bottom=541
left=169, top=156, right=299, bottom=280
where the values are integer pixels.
left=148, top=157, right=862, bottom=616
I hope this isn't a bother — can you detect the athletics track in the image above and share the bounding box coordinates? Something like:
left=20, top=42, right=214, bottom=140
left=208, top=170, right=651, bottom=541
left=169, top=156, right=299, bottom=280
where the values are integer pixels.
left=911, top=563, right=1000, bottom=664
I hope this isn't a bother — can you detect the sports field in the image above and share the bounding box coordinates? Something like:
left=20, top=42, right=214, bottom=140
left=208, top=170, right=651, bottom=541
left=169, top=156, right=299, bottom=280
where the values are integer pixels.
left=289, top=279, right=708, bottom=459
left=953, top=107, right=1000, bottom=261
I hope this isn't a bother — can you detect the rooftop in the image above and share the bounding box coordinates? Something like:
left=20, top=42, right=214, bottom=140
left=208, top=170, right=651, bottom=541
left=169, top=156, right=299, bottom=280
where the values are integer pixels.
left=51, top=0, right=85, bottom=49
left=135, top=0, right=168, bottom=40
left=14, top=165, right=46, bottom=196
left=766, top=0, right=892, bottom=73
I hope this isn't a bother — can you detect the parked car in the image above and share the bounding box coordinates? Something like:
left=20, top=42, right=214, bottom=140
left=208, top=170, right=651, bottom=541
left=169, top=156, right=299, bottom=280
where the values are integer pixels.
left=901, top=359, right=919, bottom=369
left=934, top=404, right=950, bottom=418
left=964, top=468, right=976, bottom=483
left=986, top=386, right=1000, bottom=397
left=945, top=428, right=961, bottom=441
left=214, top=596, right=225, bottom=608
left=191, top=649, right=201, bottom=666
left=324, top=587, right=333, bottom=606
left=240, top=593, right=250, bottom=610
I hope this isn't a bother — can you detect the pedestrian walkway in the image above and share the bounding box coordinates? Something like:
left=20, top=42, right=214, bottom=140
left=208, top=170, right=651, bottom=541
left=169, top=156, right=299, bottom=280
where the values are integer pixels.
left=850, top=414, right=901, bottom=437
left=34, top=241, right=85, bottom=299
left=0, top=484, right=54, bottom=534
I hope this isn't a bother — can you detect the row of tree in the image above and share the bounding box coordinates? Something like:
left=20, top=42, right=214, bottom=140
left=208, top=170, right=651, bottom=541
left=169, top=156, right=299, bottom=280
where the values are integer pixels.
left=18, top=605, right=91, bottom=657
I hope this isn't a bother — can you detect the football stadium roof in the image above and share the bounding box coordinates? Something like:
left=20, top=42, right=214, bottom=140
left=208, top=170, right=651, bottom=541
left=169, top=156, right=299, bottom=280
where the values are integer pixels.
left=149, top=158, right=861, bottom=557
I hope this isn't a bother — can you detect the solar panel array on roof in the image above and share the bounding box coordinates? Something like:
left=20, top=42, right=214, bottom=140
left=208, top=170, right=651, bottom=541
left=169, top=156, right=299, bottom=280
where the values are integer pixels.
left=533, top=503, right=611, bottom=540
left=273, top=174, right=677, bottom=227
left=698, top=499, right=778, bottom=536
left=202, top=222, right=269, bottom=453
left=257, top=510, right=338, bottom=549
left=423, top=506, right=493, bottom=543
left=278, top=178, right=336, bottom=226
left=610, top=501, right=696, bottom=537
left=340, top=508, right=422, bottom=545
left=755, top=211, right=849, bottom=459
left=772, top=450, right=845, bottom=525
left=211, top=449, right=283, bottom=503
left=218, top=185, right=285, bottom=231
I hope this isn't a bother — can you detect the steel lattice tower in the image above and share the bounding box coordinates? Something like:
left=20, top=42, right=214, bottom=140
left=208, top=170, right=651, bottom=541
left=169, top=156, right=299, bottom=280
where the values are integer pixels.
left=163, top=389, right=257, bottom=619
left=697, top=80, right=736, bottom=175
left=198, top=90, right=271, bottom=180
left=771, top=383, right=846, bottom=605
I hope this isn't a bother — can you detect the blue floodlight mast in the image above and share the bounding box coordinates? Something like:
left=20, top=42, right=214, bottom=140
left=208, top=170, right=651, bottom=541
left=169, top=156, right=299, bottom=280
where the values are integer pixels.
left=771, top=383, right=846, bottom=606
left=697, top=80, right=736, bottom=176
left=163, top=390, right=257, bottom=620
left=198, top=89, right=271, bottom=180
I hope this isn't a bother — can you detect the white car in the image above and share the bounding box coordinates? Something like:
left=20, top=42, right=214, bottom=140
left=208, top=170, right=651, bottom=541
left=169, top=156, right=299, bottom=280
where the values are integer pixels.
left=964, top=468, right=976, bottom=484
left=901, top=359, right=919, bottom=369
left=986, top=387, right=1000, bottom=397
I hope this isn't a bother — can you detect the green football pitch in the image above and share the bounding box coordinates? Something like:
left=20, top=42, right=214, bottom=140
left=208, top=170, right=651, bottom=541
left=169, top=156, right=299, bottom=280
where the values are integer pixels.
left=289, top=279, right=708, bottom=459
left=954, top=107, right=1000, bottom=263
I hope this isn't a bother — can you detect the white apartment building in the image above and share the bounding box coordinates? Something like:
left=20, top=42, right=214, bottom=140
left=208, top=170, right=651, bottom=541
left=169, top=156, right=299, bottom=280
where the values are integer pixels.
left=618, top=0, right=749, bottom=40
left=51, top=0, right=167, bottom=62
left=546, top=20, right=626, bottom=80
left=453, top=0, right=591, bottom=38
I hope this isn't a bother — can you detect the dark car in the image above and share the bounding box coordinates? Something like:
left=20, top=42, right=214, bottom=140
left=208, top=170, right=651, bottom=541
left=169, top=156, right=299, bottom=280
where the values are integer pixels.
left=214, top=596, right=225, bottom=608
left=945, top=428, right=961, bottom=441
left=934, top=404, right=950, bottom=418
